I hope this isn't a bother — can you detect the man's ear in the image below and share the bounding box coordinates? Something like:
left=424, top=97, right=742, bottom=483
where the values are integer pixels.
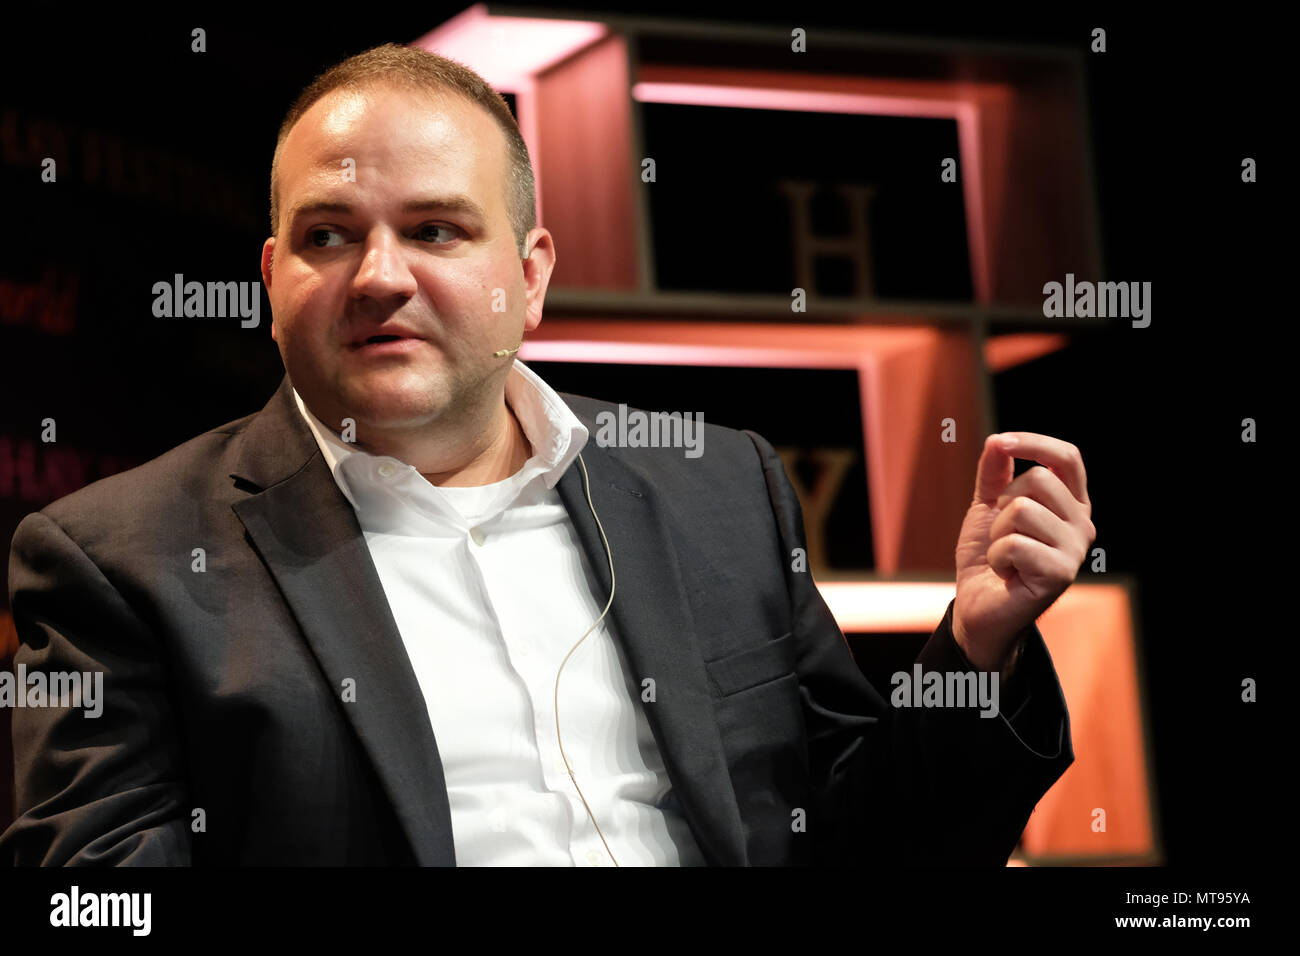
left=521, top=228, right=555, bottom=334
left=260, top=238, right=277, bottom=341
left=260, top=237, right=276, bottom=290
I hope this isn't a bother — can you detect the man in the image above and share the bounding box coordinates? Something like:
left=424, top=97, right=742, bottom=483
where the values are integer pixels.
left=1, top=44, right=1093, bottom=866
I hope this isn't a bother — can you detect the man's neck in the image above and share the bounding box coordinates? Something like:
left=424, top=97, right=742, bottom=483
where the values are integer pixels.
left=322, top=397, right=533, bottom=488
left=420, top=400, right=533, bottom=487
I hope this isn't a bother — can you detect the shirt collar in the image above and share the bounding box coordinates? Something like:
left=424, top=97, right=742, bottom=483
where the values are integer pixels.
left=290, top=360, right=588, bottom=513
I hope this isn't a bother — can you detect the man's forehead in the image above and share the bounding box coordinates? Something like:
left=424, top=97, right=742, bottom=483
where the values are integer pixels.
left=287, top=83, right=493, bottom=156
left=279, top=83, right=508, bottom=217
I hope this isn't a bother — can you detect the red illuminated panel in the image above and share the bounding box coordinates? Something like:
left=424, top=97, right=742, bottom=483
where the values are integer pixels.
left=633, top=72, right=991, bottom=303
left=1, top=609, right=15, bottom=659
left=632, top=64, right=1096, bottom=307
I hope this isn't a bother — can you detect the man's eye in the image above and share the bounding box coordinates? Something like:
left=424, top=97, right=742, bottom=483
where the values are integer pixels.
left=415, top=223, right=461, bottom=244
left=306, top=224, right=460, bottom=247
left=308, top=228, right=344, bottom=247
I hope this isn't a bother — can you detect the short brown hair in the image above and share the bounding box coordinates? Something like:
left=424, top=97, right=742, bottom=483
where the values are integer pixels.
left=269, top=43, right=535, bottom=256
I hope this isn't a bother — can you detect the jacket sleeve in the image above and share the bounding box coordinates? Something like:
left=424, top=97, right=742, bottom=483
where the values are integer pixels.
left=1, top=511, right=192, bottom=865
left=743, top=429, right=1074, bottom=866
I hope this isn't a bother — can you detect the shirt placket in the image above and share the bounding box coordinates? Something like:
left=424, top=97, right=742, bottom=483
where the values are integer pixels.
left=468, top=509, right=617, bottom=866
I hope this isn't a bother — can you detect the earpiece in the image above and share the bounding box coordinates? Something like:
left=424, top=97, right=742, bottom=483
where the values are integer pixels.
left=553, top=452, right=619, bottom=867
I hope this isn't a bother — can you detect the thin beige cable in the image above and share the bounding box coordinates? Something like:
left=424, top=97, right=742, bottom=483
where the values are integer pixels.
left=552, top=453, right=619, bottom=867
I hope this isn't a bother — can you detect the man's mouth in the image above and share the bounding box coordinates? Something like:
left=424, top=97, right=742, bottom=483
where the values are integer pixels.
left=349, top=334, right=424, bottom=354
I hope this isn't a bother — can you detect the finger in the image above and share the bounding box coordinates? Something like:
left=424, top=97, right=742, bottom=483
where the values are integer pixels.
left=987, top=533, right=1076, bottom=594
left=997, top=432, right=1089, bottom=508
left=973, top=433, right=1015, bottom=503
left=995, top=465, right=1084, bottom=525
left=989, top=494, right=1072, bottom=549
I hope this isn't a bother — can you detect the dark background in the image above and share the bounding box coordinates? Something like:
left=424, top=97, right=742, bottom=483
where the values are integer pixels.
left=0, top=5, right=1283, bottom=870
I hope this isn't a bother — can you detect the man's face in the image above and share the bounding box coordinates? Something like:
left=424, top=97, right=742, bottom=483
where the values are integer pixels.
left=262, top=83, right=549, bottom=434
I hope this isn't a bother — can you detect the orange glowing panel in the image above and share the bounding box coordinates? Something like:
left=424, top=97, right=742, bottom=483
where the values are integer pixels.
left=816, top=581, right=956, bottom=631
left=1019, top=582, right=1157, bottom=863
left=522, top=319, right=929, bottom=368
left=984, top=333, right=1070, bottom=373
left=812, top=580, right=1154, bottom=864
left=410, top=4, right=609, bottom=92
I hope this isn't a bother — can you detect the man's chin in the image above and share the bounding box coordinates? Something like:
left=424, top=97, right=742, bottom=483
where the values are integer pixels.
left=338, top=380, right=453, bottom=430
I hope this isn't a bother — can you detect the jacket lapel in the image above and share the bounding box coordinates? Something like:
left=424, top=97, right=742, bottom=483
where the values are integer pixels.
left=553, top=406, right=748, bottom=866
left=226, top=375, right=748, bottom=866
left=228, top=376, right=457, bottom=865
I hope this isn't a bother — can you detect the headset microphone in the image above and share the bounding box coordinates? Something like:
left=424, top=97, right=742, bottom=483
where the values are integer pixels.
left=495, top=245, right=531, bottom=356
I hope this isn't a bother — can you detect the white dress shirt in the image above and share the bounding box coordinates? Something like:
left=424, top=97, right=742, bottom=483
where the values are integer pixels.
left=291, top=361, right=705, bottom=866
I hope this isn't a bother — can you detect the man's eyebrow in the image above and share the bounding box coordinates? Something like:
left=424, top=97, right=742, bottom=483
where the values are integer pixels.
left=285, top=195, right=489, bottom=225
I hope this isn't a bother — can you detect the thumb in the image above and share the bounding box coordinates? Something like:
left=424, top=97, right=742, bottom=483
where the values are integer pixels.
left=973, top=433, right=1015, bottom=503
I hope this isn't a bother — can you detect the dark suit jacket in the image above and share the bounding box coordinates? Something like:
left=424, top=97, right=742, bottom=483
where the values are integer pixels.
left=1, top=375, right=1073, bottom=866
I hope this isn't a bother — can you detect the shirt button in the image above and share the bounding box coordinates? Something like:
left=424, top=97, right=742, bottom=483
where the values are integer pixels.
left=586, top=849, right=604, bottom=866
left=518, top=642, right=531, bottom=656
left=469, top=527, right=486, bottom=546
left=377, top=462, right=397, bottom=478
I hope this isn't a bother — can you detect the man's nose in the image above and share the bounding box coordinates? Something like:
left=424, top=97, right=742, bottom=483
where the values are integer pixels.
left=350, top=231, right=418, bottom=300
